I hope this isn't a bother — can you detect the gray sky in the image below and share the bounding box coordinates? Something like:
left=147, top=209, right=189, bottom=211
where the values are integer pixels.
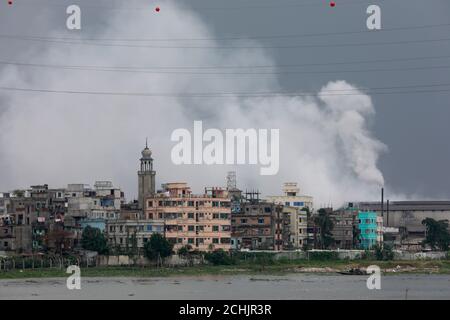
left=0, top=0, right=449, bottom=205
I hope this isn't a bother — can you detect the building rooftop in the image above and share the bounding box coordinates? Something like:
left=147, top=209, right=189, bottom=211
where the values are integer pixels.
left=356, top=201, right=450, bottom=211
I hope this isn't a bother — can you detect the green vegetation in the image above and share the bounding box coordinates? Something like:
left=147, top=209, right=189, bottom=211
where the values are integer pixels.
left=422, top=218, right=450, bottom=251
left=307, top=251, right=339, bottom=261
left=1, top=259, right=450, bottom=280
left=314, top=208, right=334, bottom=249
left=81, top=226, right=109, bottom=255
left=374, top=245, right=394, bottom=261
left=204, top=249, right=233, bottom=265
left=143, top=234, right=173, bottom=260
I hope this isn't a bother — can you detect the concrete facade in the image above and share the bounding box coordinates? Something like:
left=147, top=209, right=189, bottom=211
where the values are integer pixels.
left=282, top=206, right=308, bottom=250
left=231, top=193, right=283, bottom=251
left=145, top=183, right=232, bottom=252
left=266, top=182, right=314, bottom=210
left=330, top=210, right=356, bottom=250
left=106, top=219, right=165, bottom=249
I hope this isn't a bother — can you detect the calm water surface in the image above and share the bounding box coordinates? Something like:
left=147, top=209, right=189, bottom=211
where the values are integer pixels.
left=1, top=274, right=449, bottom=300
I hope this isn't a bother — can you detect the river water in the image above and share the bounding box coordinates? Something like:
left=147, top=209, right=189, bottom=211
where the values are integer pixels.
left=1, top=274, right=449, bottom=300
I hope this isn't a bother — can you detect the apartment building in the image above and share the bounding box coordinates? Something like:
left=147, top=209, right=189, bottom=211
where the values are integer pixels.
left=330, top=210, right=356, bottom=249
left=231, top=191, right=283, bottom=251
left=282, top=206, right=308, bottom=250
left=145, top=183, right=232, bottom=252
left=106, top=219, right=165, bottom=249
left=266, top=182, right=313, bottom=211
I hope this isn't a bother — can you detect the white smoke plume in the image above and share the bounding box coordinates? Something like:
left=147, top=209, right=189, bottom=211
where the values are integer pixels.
left=0, top=1, right=387, bottom=207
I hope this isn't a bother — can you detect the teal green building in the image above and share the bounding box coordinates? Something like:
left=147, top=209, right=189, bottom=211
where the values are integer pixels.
left=357, top=211, right=378, bottom=249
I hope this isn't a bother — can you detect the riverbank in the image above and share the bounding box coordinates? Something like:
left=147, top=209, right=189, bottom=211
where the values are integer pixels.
left=1, top=259, right=449, bottom=279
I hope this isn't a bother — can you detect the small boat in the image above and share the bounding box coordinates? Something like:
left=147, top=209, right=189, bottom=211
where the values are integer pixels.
left=338, top=268, right=368, bottom=275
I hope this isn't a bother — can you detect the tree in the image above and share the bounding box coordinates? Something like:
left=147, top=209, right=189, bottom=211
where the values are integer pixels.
left=422, top=218, right=450, bottom=251
left=314, top=209, right=334, bottom=249
left=81, top=226, right=109, bottom=255
left=178, top=244, right=193, bottom=257
left=301, top=207, right=311, bottom=218
left=204, top=249, right=233, bottom=265
left=13, top=189, right=25, bottom=197
left=374, top=244, right=394, bottom=261
left=143, top=233, right=173, bottom=260
left=352, top=224, right=361, bottom=249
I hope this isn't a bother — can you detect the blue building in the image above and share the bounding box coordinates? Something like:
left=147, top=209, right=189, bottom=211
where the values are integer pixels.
left=358, top=211, right=378, bottom=249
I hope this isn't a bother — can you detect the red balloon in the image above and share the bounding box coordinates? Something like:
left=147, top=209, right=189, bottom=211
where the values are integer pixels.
left=8, top=0, right=13, bottom=5
left=330, top=1, right=336, bottom=7
left=155, top=6, right=160, bottom=12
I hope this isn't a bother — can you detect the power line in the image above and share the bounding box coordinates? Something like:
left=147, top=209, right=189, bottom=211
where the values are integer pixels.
left=2, top=59, right=450, bottom=75
left=3, top=34, right=450, bottom=49
left=2, top=54, right=450, bottom=70
left=2, top=22, right=450, bottom=42
left=1, top=83, right=450, bottom=98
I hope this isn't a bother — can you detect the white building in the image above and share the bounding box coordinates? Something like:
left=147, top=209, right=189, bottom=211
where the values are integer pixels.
left=266, top=183, right=313, bottom=210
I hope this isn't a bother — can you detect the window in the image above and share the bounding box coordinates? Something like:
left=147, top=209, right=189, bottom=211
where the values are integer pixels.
left=178, top=238, right=183, bottom=243
left=293, top=202, right=304, bottom=207
left=212, top=238, right=219, bottom=244
left=178, top=225, right=183, bottom=231
left=146, top=225, right=153, bottom=232
left=258, top=218, right=264, bottom=224
left=264, top=207, right=271, bottom=213
left=188, top=238, right=194, bottom=244
left=240, top=219, right=247, bottom=224
left=220, top=213, right=229, bottom=219
left=213, top=213, right=219, bottom=219
left=212, top=226, right=219, bottom=232
left=188, top=213, right=194, bottom=219
left=285, top=202, right=290, bottom=206
left=222, top=225, right=231, bottom=232
left=188, top=225, right=195, bottom=232
left=220, top=238, right=231, bottom=244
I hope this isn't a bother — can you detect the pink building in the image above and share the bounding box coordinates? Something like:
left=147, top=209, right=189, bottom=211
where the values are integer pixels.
left=145, top=183, right=231, bottom=252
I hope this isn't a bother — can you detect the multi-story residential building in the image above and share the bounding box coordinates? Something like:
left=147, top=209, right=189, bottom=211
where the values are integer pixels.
left=358, top=211, right=380, bottom=249
left=65, top=181, right=124, bottom=226
left=330, top=210, right=357, bottom=249
left=266, top=182, right=313, bottom=211
left=106, top=219, right=165, bottom=250
left=144, top=183, right=232, bottom=252
left=231, top=192, right=283, bottom=251
left=0, top=223, right=14, bottom=251
left=282, top=206, right=308, bottom=250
